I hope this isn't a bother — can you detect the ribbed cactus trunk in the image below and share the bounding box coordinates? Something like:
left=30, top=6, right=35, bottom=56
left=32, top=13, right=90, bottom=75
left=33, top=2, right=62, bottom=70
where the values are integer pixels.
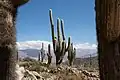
left=68, top=43, right=76, bottom=66
left=49, top=9, right=71, bottom=66
left=0, top=1, right=17, bottom=80
left=17, top=49, right=19, bottom=62
left=89, top=54, right=92, bottom=67
left=38, top=51, right=40, bottom=61
left=47, top=44, right=52, bottom=66
left=95, top=0, right=120, bottom=79
left=0, top=0, right=29, bottom=80
left=41, top=43, right=45, bottom=62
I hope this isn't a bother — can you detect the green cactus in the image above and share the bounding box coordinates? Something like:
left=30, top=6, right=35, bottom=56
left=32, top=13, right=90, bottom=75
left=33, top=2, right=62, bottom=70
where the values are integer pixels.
left=49, top=9, right=71, bottom=65
left=38, top=51, right=40, bottom=61
left=16, top=47, right=19, bottom=62
left=47, top=44, right=52, bottom=66
left=40, top=43, right=45, bottom=62
left=68, top=43, right=76, bottom=66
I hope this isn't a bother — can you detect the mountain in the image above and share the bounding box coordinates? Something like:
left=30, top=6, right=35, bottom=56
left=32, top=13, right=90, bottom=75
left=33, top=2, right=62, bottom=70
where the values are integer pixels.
left=18, top=49, right=56, bottom=62
left=18, top=48, right=97, bottom=64
left=18, top=48, right=97, bottom=58
left=20, top=49, right=40, bottom=58
left=17, top=41, right=97, bottom=58
left=76, top=49, right=97, bottom=58
left=17, top=41, right=98, bottom=63
left=74, top=56, right=98, bottom=69
left=18, top=50, right=28, bottom=58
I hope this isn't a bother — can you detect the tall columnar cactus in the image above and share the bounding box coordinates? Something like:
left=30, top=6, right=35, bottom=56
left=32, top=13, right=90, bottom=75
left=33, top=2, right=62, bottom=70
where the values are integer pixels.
left=16, top=47, right=19, bottom=62
left=89, top=54, right=92, bottom=67
left=68, top=43, right=76, bottom=66
left=49, top=9, right=71, bottom=65
left=38, top=50, right=40, bottom=61
left=40, top=43, right=45, bottom=62
left=95, top=0, right=120, bottom=79
left=47, top=44, right=52, bottom=66
left=0, top=0, right=29, bottom=79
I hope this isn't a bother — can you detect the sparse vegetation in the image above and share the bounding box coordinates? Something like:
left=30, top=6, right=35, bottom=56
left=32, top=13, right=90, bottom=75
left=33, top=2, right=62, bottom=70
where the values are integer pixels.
left=18, top=58, right=99, bottom=80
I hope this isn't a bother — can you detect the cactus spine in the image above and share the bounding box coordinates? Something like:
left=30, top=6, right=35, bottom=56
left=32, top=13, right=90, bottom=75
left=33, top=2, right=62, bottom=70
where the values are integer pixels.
left=47, top=44, right=52, bottom=66
left=68, top=43, right=76, bottom=66
left=40, top=43, right=45, bottom=62
left=95, top=0, right=120, bottom=79
left=49, top=9, right=71, bottom=65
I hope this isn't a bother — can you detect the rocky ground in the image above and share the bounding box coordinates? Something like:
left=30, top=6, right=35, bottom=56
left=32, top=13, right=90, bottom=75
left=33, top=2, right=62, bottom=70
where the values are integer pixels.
left=16, top=60, right=100, bottom=80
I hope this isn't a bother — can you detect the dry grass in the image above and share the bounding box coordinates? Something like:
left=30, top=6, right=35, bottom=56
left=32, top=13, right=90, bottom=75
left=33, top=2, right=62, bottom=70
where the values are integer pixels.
left=54, top=73, right=83, bottom=80
left=19, top=59, right=99, bottom=80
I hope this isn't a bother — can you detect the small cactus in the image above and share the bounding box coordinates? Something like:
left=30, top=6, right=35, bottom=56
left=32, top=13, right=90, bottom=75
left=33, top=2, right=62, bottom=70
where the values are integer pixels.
left=38, top=51, right=40, bottom=61
left=68, top=43, right=76, bottom=66
left=40, top=43, right=45, bottom=62
left=49, top=9, right=71, bottom=65
left=47, top=44, right=52, bottom=66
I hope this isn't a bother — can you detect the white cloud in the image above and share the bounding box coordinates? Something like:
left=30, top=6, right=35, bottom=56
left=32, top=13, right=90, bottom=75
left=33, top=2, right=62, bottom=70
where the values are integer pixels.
left=17, top=40, right=97, bottom=50
left=16, top=40, right=53, bottom=50
left=74, top=42, right=97, bottom=49
left=16, top=40, right=97, bottom=57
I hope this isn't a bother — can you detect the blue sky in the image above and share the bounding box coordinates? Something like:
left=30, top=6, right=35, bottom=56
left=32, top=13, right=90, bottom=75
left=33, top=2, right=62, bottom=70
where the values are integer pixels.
left=16, top=0, right=96, bottom=44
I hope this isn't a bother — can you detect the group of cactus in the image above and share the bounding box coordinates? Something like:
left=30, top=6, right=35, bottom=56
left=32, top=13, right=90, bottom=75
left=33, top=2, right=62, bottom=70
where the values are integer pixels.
left=38, top=43, right=52, bottom=65
left=38, top=43, right=46, bottom=62
left=49, top=9, right=76, bottom=66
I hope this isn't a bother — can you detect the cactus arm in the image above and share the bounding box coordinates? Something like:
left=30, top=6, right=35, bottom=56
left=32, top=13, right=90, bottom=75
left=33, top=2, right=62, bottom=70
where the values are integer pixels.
left=68, top=43, right=72, bottom=59
left=71, top=43, right=74, bottom=59
left=48, top=44, right=51, bottom=55
left=73, top=48, right=76, bottom=65
left=73, top=48, right=76, bottom=57
left=47, top=44, right=52, bottom=65
left=61, top=41, right=66, bottom=56
left=71, top=43, right=73, bottom=52
left=38, top=52, right=40, bottom=61
left=42, top=43, right=44, bottom=49
left=54, top=40, right=59, bottom=56
left=48, top=44, right=52, bottom=57
left=49, top=9, right=56, bottom=52
left=57, top=18, right=61, bottom=42
left=58, top=41, right=66, bottom=64
left=57, top=18, right=61, bottom=52
left=64, top=42, right=67, bottom=55
left=68, top=43, right=75, bottom=66
left=66, top=37, right=71, bottom=52
left=61, top=19, right=66, bottom=40
left=68, top=46, right=71, bottom=60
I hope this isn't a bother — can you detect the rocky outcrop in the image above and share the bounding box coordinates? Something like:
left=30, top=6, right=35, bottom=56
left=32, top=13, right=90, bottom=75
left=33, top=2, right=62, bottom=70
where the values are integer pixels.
left=16, top=64, right=44, bottom=80
left=16, top=63, right=100, bottom=80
